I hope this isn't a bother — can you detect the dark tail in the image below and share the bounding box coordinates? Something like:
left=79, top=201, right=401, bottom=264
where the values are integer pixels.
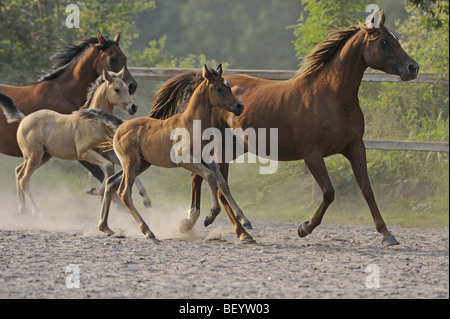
left=76, top=108, right=123, bottom=132
left=0, top=93, right=25, bottom=123
left=149, top=71, right=203, bottom=119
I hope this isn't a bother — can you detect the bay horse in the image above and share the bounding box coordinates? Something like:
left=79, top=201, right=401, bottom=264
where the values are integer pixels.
left=96, top=65, right=250, bottom=242
left=0, top=69, right=150, bottom=216
left=150, top=11, right=419, bottom=245
left=0, top=31, right=137, bottom=184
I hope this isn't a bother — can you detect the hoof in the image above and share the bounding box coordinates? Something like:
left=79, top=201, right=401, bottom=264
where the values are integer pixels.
left=297, top=221, right=310, bottom=238
left=100, top=226, right=116, bottom=237
left=179, top=218, right=194, bottom=233
left=239, top=236, right=256, bottom=244
left=149, top=237, right=161, bottom=244
left=242, top=221, right=253, bottom=229
left=87, top=187, right=100, bottom=196
left=143, top=199, right=151, bottom=208
left=204, top=217, right=212, bottom=227
left=382, top=235, right=400, bottom=246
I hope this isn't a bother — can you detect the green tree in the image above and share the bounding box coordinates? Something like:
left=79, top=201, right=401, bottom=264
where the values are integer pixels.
left=0, top=0, right=155, bottom=85
left=291, top=0, right=366, bottom=62
left=132, top=0, right=301, bottom=69
left=63, top=0, right=155, bottom=48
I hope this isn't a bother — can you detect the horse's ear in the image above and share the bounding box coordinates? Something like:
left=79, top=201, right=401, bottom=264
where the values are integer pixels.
left=202, top=65, right=213, bottom=81
left=113, top=32, right=121, bottom=43
left=216, top=64, right=223, bottom=76
left=378, top=10, right=385, bottom=27
left=103, top=69, right=114, bottom=83
left=97, top=30, right=107, bottom=44
left=117, top=66, right=126, bottom=79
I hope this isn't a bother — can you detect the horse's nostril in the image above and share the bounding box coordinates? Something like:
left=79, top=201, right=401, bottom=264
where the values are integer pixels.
left=237, top=103, right=243, bottom=109
left=131, top=103, right=138, bottom=113
left=408, top=63, right=417, bottom=74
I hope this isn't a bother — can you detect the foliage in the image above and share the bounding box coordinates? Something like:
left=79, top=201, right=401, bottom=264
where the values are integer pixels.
left=0, top=0, right=155, bottom=85
left=291, top=0, right=367, bottom=61
left=63, top=0, right=156, bottom=48
left=127, top=35, right=225, bottom=69
left=133, top=0, right=301, bottom=69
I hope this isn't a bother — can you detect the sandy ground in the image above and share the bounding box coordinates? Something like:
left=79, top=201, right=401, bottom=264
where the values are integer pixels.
left=0, top=200, right=448, bottom=300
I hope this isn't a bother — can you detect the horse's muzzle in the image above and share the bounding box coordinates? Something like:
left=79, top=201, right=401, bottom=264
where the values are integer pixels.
left=232, top=101, right=244, bottom=116
left=128, top=103, right=138, bottom=115
left=400, top=61, right=419, bottom=81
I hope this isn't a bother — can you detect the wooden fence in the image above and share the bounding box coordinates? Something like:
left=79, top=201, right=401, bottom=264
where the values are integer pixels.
left=128, top=67, right=449, bottom=153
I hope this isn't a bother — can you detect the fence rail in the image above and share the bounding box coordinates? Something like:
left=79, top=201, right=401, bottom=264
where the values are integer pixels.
left=129, top=67, right=444, bottom=83
left=129, top=67, right=449, bottom=153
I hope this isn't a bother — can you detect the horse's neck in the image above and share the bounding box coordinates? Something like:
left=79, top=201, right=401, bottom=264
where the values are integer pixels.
left=305, top=32, right=368, bottom=102
left=180, top=82, right=212, bottom=128
left=56, top=48, right=100, bottom=104
left=89, top=84, right=114, bottom=113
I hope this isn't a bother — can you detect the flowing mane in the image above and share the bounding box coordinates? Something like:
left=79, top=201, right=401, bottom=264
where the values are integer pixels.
left=149, top=71, right=204, bottom=119
left=81, top=75, right=106, bottom=109
left=298, top=22, right=381, bottom=78
left=38, top=37, right=118, bottom=83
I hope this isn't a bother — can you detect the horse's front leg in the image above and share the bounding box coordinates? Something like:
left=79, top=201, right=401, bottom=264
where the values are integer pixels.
left=205, top=163, right=252, bottom=229
left=343, top=140, right=399, bottom=246
left=98, top=171, right=123, bottom=237
left=207, top=162, right=254, bottom=242
left=179, top=162, right=253, bottom=242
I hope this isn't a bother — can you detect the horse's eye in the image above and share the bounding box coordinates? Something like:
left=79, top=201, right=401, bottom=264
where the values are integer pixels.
left=216, top=87, right=224, bottom=94
left=109, top=56, right=118, bottom=65
left=379, top=39, right=387, bottom=46
left=114, top=88, right=120, bottom=93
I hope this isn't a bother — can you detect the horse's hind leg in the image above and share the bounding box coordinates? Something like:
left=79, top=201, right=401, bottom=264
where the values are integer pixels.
left=179, top=173, right=203, bottom=233
left=298, top=151, right=335, bottom=238
left=77, top=149, right=114, bottom=195
left=15, top=152, right=50, bottom=216
left=106, top=151, right=151, bottom=208
left=134, top=177, right=151, bottom=208
left=178, top=163, right=220, bottom=234
left=98, top=170, right=123, bottom=237
left=15, top=162, right=27, bottom=215
left=117, top=161, right=155, bottom=240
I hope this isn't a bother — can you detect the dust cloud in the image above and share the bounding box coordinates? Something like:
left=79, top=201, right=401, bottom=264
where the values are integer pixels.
left=0, top=184, right=208, bottom=241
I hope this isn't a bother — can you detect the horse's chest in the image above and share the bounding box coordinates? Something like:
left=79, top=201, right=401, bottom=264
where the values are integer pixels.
left=319, top=110, right=363, bottom=156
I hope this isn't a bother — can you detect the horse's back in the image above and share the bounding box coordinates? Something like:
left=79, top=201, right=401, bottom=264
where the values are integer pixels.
left=17, top=110, right=78, bottom=159
left=114, top=116, right=179, bottom=168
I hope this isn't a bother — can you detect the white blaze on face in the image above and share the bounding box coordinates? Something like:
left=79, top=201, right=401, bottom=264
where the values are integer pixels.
left=386, top=28, right=398, bottom=41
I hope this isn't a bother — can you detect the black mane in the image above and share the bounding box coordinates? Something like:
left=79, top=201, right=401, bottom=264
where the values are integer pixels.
left=37, top=37, right=118, bottom=83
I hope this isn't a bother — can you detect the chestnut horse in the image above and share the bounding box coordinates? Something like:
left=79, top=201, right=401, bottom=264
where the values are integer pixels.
left=0, top=31, right=137, bottom=183
left=150, top=12, right=419, bottom=245
left=96, top=65, right=249, bottom=241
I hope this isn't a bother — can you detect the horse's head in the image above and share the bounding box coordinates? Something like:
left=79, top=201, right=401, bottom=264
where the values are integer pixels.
left=93, top=31, right=137, bottom=94
left=103, top=68, right=138, bottom=115
left=361, top=11, right=419, bottom=81
left=202, top=64, right=244, bottom=116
